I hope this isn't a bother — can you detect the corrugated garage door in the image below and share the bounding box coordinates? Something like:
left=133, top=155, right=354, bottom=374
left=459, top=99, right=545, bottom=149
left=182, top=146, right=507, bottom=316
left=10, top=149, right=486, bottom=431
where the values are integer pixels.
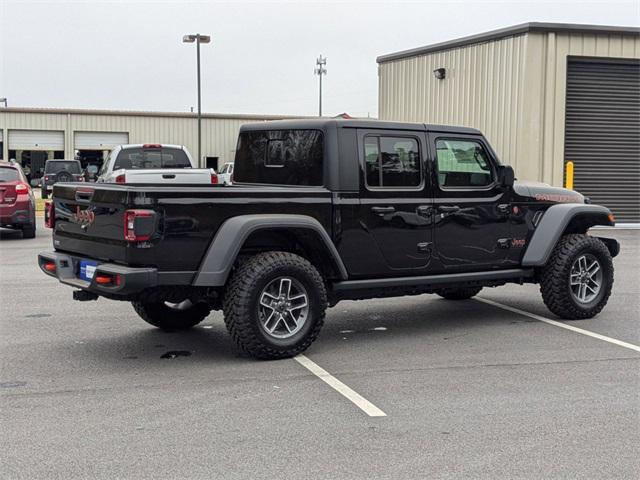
left=74, top=131, right=129, bottom=150
left=8, top=130, right=65, bottom=150
left=565, top=58, right=640, bottom=223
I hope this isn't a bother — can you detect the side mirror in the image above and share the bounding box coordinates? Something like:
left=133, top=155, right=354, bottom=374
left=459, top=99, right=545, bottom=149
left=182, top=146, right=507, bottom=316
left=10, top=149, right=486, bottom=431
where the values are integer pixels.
left=498, top=165, right=515, bottom=188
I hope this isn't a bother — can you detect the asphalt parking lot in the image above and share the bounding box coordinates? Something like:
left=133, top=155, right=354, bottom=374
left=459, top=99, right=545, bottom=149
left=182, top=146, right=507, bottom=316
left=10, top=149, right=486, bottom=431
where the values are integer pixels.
left=1, top=221, right=638, bottom=480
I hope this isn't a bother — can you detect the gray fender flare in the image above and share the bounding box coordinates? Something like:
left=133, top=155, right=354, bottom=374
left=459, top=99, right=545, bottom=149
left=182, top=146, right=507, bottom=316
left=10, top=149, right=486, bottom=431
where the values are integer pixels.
left=193, top=214, right=348, bottom=286
left=521, top=203, right=614, bottom=267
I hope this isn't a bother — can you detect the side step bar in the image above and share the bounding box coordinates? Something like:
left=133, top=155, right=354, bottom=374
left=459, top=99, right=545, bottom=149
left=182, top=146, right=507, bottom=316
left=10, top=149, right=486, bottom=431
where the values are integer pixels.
left=332, top=268, right=534, bottom=292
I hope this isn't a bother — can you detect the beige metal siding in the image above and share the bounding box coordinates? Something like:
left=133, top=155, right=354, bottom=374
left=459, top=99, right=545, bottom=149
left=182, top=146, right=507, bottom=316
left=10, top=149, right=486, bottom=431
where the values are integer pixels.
left=379, top=34, right=528, bottom=174
left=379, top=30, right=640, bottom=186
left=0, top=110, right=289, bottom=165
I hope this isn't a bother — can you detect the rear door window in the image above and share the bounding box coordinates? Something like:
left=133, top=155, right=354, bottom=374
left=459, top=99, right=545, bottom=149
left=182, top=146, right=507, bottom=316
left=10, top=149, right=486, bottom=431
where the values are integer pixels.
left=45, top=161, right=81, bottom=174
left=364, top=135, right=422, bottom=188
left=114, top=148, right=191, bottom=170
left=0, top=167, right=20, bottom=182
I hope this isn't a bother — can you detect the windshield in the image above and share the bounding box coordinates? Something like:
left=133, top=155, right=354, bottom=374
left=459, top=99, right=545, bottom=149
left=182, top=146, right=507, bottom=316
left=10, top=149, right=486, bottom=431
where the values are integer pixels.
left=0, top=167, right=20, bottom=182
left=114, top=147, right=191, bottom=170
left=45, top=161, right=81, bottom=174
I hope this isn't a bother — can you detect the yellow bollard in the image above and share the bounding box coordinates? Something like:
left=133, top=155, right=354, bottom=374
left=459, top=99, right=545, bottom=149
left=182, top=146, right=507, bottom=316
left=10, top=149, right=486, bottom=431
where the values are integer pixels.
left=565, top=161, right=574, bottom=190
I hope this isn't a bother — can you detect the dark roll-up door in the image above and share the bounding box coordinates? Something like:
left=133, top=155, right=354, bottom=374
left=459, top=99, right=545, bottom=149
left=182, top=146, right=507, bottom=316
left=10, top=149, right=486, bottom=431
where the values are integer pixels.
left=565, top=58, right=640, bottom=223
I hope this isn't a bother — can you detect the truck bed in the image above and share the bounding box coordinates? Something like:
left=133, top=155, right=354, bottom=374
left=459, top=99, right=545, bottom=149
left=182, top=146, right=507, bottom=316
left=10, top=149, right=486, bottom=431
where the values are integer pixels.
left=51, top=183, right=333, bottom=271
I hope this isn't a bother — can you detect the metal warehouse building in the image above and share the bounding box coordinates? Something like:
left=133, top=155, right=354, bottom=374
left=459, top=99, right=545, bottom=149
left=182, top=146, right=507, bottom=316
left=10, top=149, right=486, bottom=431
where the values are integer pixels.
left=0, top=107, right=302, bottom=179
left=378, top=23, right=640, bottom=223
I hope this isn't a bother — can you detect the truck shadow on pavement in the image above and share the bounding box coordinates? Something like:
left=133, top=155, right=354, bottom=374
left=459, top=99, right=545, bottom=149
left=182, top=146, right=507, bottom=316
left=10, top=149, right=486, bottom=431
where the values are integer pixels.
left=67, top=297, right=512, bottom=366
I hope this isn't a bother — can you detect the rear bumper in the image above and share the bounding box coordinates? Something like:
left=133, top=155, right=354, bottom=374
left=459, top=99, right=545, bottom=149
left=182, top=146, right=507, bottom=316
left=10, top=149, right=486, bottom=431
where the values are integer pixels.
left=0, top=207, right=33, bottom=226
left=38, top=251, right=160, bottom=297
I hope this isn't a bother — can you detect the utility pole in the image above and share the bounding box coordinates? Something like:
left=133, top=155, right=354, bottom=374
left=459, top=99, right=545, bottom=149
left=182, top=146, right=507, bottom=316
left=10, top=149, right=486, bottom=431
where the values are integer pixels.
left=183, top=33, right=211, bottom=167
left=314, top=55, right=327, bottom=117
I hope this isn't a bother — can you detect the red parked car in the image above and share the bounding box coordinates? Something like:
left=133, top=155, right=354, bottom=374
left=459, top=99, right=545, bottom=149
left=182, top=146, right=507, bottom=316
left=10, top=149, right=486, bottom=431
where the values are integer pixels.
left=0, top=161, right=36, bottom=238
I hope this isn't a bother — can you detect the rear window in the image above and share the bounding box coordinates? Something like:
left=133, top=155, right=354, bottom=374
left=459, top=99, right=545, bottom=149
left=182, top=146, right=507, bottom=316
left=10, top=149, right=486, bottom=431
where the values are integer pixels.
left=114, top=147, right=191, bottom=170
left=45, top=161, right=81, bottom=174
left=234, top=130, right=323, bottom=186
left=0, top=167, right=20, bottom=182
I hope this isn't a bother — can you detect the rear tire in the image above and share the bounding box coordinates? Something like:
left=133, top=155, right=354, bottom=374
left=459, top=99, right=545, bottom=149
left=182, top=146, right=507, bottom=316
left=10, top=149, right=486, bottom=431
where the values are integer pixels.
left=435, top=286, right=482, bottom=300
left=132, top=300, right=211, bottom=331
left=540, top=234, right=613, bottom=320
left=223, top=251, right=327, bottom=360
left=22, top=223, right=36, bottom=239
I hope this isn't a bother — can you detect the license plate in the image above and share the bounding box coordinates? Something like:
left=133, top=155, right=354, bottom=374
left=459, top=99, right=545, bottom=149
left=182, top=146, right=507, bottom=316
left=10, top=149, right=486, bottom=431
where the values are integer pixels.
left=79, top=260, right=98, bottom=281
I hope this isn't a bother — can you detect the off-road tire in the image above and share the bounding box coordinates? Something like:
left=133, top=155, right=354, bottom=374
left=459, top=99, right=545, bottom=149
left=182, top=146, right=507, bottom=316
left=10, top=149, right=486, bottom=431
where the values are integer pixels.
left=132, top=300, right=210, bottom=331
left=435, top=286, right=483, bottom=300
left=540, top=234, right=613, bottom=320
left=22, top=222, right=36, bottom=239
left=223, top=251, right=327, bottom=360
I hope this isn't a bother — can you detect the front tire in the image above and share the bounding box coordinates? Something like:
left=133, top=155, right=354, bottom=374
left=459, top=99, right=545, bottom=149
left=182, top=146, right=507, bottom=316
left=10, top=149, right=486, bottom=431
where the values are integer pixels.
left=435, top=286, right=482, bottom=300
left=223, top=251, right=327, bottom=360
left=132, top=300, right=210, bottom=331
left=540, top=234, right=613, bottom=320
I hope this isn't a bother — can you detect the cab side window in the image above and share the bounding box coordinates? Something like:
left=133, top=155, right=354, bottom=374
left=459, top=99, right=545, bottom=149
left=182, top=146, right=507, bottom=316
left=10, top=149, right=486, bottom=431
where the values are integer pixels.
left=365, top=136, right=421, bottom=188
left=435, top=139, right=494, bottom=189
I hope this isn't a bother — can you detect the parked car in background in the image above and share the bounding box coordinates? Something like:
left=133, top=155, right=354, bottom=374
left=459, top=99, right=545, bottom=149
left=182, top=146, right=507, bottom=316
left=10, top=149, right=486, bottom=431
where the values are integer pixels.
left=0, top=161, right=36, bottom=238
left=218, top=162, right=234, bottom=185
left=97, top=144, right=218, bottom=184
left=41, top=159, right=84, bottom=199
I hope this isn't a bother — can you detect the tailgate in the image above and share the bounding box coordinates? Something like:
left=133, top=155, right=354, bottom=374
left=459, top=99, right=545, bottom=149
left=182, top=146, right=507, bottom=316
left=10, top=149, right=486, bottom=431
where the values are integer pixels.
left=125, top=169, right=212, bottom=184
left=52, top=184, right=132, bottom=263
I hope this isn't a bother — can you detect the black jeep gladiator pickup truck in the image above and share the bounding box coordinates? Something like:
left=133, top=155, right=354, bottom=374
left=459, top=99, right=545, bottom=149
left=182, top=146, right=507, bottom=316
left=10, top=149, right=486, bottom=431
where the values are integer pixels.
left=39, top=119, right=619, bottom=359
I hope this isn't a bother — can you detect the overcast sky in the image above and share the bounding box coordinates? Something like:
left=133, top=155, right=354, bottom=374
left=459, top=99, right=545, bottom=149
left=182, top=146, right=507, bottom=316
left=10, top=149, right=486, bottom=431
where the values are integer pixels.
left=0, top=0, right=638, bottom=117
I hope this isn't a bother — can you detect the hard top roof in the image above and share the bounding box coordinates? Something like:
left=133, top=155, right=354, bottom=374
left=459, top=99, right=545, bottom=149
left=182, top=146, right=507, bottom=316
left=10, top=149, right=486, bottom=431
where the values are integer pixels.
left=239, top=118, right=481, bottom=135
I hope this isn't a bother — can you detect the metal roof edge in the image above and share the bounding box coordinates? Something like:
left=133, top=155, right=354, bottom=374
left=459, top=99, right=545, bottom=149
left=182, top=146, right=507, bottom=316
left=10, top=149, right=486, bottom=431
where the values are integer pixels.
left=377, top=22, right=640, bottom=63
left=0, top=106, right=312, bottom=121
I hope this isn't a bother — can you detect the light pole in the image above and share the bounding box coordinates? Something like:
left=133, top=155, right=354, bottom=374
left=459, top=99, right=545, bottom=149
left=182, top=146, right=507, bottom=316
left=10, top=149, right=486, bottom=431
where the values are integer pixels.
left=183, top=34, right=211, bottom=167
left=314, top=55, right=327, bottom=117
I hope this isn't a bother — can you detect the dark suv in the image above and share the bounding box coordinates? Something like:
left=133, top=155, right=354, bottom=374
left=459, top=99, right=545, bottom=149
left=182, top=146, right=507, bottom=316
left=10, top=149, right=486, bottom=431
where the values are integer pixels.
left=0, top=161, right=36, bottom=238
left=41, top=160, right=84, bottom=199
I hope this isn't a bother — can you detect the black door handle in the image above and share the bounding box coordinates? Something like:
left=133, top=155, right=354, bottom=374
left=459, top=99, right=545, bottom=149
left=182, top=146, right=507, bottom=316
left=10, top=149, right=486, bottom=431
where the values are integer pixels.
left=162, top=174, right=176, bottom=179
left=439, top=205, right=460, bottom=213
left=371, top=206, right=395, bottom=216
left=416, top=205, right=433, bottom=216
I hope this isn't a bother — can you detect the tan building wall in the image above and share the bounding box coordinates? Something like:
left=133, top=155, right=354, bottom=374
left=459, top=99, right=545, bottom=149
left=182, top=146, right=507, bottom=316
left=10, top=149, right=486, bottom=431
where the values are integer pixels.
left=0, top=108, right=304, bottom=167
left=378, top=24, right=640, bottom=186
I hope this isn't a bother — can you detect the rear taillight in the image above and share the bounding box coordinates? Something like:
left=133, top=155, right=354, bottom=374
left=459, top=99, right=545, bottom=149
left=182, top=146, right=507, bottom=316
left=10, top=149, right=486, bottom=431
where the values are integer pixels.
left=44, top=175, right=50, bottom=181
left=95, top=273, right=121, bottom=287
left=115, top=174, right=125, bottom=184
left=124, top=209, right=154, bottom=242
left=15, top=183, right=28, bottom=194
left=211, top=173, right=219, bottom=184
left=75, top=175, right=85, bottom=182
left=44, top=201, right=55, bottom=228
left=43, top=261, right=56, bottom=273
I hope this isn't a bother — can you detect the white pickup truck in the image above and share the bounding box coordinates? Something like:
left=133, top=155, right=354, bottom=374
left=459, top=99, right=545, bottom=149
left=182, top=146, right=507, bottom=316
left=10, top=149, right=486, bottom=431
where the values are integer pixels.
left=97, top=144, right=218, bottom=184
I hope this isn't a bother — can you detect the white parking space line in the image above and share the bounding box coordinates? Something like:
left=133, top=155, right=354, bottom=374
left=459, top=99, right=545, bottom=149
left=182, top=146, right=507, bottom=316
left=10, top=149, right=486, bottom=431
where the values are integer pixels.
left=477, top=297, right=640, bottom=353
left=293, top=354, right=387, bottom=417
